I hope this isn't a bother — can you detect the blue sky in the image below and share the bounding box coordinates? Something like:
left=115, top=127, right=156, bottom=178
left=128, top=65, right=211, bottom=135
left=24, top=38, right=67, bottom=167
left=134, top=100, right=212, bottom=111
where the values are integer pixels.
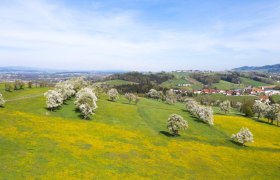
left=0, top=0, right=280, bottom=71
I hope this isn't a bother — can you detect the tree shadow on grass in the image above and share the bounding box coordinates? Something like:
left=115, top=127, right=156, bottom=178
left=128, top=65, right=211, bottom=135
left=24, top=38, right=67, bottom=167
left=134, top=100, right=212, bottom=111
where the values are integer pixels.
left=230, top=140, right=246, bottom=147
left=73, top=108, right=92, bottom=120
left=159, top=131, right=180, bottom=137
left=122, top=102, right=133, bottom=105
left=44, top=107, right=61, bottom=112
left=215, top=112, right=227, bottom=115
left=251, top=117, right=279, bottom=127
left=107, top=99, right=117, bottom=102
left=63, top=102, right=70, bottom=105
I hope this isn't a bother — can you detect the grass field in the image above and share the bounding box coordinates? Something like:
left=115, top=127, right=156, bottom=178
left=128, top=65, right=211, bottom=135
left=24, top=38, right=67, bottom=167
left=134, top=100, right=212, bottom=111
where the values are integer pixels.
left=211, top=80, right=243, bottom=90
left=240, top=77, right=271, bottom=87
left=103, top=80, right=138, bottom=87
left=0, top=87, right=280, bottom=179
left=160, top=78, right=189, bottom=88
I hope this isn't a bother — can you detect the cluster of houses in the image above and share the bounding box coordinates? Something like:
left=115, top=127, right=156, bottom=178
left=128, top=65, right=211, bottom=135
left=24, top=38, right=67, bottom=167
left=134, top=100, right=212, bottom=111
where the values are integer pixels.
left=192, top=86, right=280, bottom=97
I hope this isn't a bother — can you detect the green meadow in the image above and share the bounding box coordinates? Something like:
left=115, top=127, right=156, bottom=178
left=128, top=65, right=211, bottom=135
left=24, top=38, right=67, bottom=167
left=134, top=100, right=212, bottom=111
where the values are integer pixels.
left=0, top=87, right=280, bottom=179
left=240, top=77, right=271, bottom=87
left=104, top=80, right=138, bottom=87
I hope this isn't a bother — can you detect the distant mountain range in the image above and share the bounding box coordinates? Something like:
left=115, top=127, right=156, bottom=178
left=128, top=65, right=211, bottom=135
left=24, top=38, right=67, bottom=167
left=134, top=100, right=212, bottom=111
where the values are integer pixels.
left=0, top=66, right=59, bottom=73
left=233, top=64, right=280, bottom=72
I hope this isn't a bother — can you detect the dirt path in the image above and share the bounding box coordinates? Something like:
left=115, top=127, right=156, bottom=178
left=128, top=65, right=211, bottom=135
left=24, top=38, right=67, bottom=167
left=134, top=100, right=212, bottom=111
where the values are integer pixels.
left=6, top=94, right=44, bottom=102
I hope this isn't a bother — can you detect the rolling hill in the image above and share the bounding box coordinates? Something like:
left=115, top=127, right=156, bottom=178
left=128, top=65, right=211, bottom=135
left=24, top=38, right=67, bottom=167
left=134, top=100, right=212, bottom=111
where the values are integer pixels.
left=233, top=64, right=280, bottom=72
left=0, top=86, right=279, bottom=179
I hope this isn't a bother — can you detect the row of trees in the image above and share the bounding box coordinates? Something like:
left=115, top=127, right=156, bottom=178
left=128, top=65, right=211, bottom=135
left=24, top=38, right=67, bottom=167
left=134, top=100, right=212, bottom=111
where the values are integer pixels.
left=44, top=79, right=140, bottom=119
left=108, top=88, right=140, bottom=104
left=185, top=99, right=214, bottom=125
left=107, top=72, right=174, bottom=85
left=5, top=80, right=25, bottom=91
left=4, top=80, right=50, bottom=92
left=146, top=89, right=177, bottom=104
left=253, top=101, right=280, bottom=125
left=44, top=77, right=99, bottom=119
left=189, top=73, right=221, bottom=86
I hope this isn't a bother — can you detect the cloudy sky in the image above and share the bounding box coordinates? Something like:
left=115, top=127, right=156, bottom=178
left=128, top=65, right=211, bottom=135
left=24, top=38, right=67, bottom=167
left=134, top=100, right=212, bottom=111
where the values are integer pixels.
left=0, top=0, right=280, bottom=71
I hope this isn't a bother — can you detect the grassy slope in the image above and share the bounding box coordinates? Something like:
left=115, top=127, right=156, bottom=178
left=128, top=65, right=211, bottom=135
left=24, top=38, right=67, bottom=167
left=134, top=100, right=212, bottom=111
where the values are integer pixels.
left=211, top=80, right=244, bottom=90
left=165, top=72, right=203, bottom=90
left=104, top=80, right=138, bottom=87
left=0, top=88, right=280, bottom=179
left=160, top=78, right=189, bottom=88
left=240, top=77, right=270, bottom=87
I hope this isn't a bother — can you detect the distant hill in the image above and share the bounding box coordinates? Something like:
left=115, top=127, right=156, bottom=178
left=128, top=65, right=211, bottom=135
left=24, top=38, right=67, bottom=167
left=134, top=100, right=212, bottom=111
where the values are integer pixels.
left=0, top=66, right=61, bottom=73
left=0, top=66, right=127, bottom=74
left=233, top=64, right=280, bottom=72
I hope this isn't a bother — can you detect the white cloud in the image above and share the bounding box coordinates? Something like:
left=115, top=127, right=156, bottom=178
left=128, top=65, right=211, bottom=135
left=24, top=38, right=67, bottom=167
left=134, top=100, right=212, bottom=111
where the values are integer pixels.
left=0, top=0, right=280, bottom=71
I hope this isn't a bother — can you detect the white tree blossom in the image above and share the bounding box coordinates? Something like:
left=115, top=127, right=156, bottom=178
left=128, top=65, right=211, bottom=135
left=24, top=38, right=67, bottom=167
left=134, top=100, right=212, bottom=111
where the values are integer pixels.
left=167, top=114, right=188, bottom=135
left=198, top=106, right=214, bottom=125
left=0, top=93, right=5, bottom=107
left=265, top=104, right=280, bottom=124
left=108, top=88, right=119, bottom=101
left=125, top=93, right=137, bottom=104
left=231, top=127, right=254, bottom=145
left=253, top=101, right=267, bottom=119
left=220, top=100, right=231, bottom=114
left=185, top=98, right=214, bottom=125
left=185, top=99, right=199, bottom=113
left=55, top=81, right=75, bottom=101
left=68, top=77, right=88, bottom=92
left=44, top=90, right=63, bottom=110
left=91, top=83, right=105, bottom=97
left=79, top=104, right=93, bottom=119
left=165, top=89, right=177, bottom=104
left=75, top=88, right=98, bottom=119
left=146, top=89, right=161, bottom=100
left=235, top=102, right=242, bottom=111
